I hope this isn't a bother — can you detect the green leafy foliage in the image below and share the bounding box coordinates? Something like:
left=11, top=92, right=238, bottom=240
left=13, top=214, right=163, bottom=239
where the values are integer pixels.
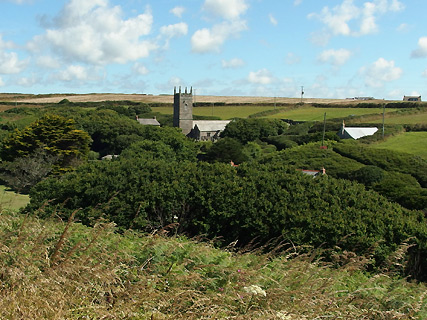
left=221, top=118, right=288, bottom=144
left=1, top=114, right=90, bottom=169
left=205, top=137, right=248, bottom=164
left=26, top=156, right=427, bottom=278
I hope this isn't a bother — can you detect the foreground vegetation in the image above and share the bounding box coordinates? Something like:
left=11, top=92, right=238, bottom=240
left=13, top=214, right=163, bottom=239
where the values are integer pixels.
left=1, top=210, right=427, bottom=319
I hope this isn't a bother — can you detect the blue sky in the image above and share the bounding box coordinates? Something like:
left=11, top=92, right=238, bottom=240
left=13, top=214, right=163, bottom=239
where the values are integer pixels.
left=1, top=0, right=427, bottom=99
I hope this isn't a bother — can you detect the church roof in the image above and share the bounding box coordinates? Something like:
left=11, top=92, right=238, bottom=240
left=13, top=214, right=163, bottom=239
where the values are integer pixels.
left=193, top=120, right=231, bottom=132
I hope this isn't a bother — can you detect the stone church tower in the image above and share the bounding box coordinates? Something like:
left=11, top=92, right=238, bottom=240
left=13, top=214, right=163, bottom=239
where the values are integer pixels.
left=173, top=86, right=193, bottom=135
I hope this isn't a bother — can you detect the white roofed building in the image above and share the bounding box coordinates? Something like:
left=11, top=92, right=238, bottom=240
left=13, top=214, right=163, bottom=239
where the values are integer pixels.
left=337, top=121, right=378, bottom=140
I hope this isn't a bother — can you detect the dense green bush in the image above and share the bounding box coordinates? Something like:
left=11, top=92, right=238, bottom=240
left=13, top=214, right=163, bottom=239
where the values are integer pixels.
left=333, top=141, right=427, bottom=188
left=221, top=118, right=288, bottom=144
left=26, top=155, right=427, bottom=278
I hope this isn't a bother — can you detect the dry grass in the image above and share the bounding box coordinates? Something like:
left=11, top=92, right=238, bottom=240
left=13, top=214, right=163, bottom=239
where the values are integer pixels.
left=0, top=92, right=395, bottom=105
left=1, top=210, right=426, bottom=319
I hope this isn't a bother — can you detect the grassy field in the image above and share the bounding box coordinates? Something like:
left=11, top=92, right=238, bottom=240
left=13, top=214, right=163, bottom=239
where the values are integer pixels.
left=360, top=110, right=427, bottom=125
left=153, top=105, right=398, bottom=121
left=266, top=106, right=397, bottom=121
left=0, top=185, right=30, bottom=211
left=153, top=105, right=279, bottom=119
left=1, top=210, right=426, bottom=319
left=371, top=132, right=427, bottom=159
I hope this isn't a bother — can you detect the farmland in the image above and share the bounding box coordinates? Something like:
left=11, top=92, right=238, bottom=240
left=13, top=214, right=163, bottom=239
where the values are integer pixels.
left=371, top=132, right=427, bottom=159
left=152, top=105, right=398, bottom=121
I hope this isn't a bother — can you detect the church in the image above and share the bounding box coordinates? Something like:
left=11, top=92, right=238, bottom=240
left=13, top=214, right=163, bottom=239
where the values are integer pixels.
left=173, top=87, right=231, bottom=141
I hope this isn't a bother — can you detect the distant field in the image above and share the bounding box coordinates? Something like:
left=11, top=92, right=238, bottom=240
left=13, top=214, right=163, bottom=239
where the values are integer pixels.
left=154, top=105, right=397, bottom=121
left=0, top=185, right=29, bottom=211
left=153, top=105, right=279, bottom=119
left=370, top=132, right=427, bottom=159
left=359, top=110, right=427, bottom=125
left=266, top=106, right=397, bottom=121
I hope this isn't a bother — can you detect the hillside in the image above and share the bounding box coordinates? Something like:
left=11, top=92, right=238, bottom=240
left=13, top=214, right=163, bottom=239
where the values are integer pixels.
left=0, top=92, right=393, bottom=105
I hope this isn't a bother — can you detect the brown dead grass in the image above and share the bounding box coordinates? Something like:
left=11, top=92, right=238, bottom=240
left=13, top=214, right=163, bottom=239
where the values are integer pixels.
left=0, top=93, right=394, bottom=105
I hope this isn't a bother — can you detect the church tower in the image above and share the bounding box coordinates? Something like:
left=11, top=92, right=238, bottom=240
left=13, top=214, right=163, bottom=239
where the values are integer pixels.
left=173, top=86, right=193, bottom=135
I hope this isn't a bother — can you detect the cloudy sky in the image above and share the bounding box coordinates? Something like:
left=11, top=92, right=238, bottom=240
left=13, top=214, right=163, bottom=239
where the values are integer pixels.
left=1, top=0, right=427, bottom=99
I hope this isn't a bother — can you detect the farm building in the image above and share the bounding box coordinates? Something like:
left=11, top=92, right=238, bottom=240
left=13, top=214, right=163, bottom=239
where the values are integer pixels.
left=136, top=116, right=160, bottom=126
left=337, top=121, right=378, bottom=140
left=173, top=87, right=230, bottom=141
left=403, top=95, right=422, bottom=102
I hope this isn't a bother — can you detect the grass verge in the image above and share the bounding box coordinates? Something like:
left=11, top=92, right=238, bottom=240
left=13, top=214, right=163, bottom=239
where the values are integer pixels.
left=0, top=185, right=30, bottom=211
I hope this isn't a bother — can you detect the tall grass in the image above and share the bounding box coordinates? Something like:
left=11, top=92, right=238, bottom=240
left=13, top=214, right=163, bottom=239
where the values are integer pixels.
left=1, top=210, right=426, bottom=319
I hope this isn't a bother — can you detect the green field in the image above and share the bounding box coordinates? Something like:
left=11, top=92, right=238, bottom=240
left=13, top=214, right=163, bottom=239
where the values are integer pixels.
left=371, top=132, right=427, bottom=159
left=152, top=105, right=278, bottom=119
left=0, top=185, right=30, bottom=211
left=266, top=106, right=397, bottom=121
left=363, top=110, right=427, bottom=124
left=153, top=105, right=397, bottom=121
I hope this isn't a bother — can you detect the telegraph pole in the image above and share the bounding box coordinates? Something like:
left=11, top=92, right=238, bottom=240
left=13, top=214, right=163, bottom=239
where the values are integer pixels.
left=382, top=103, right=385, bottom=139
left=300, top=86, right=304, bottom=103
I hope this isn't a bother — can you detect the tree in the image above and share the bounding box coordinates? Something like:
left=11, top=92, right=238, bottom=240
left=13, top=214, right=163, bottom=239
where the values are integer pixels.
left=0, top=148, right=58, bottom=193
left=206, top=137, right=248, bottom=164
left=221, top=118, right=288, bottom=144
left=0, top=114, right=91, bottom=189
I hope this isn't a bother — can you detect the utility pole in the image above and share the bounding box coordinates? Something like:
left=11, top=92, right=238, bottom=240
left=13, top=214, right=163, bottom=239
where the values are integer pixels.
left=300, top=86, right=304, bottom=103
left=382, top=103, right=385, bottom=139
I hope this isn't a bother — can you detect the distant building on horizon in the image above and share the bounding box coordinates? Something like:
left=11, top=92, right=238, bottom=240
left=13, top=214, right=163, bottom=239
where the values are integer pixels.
left=173, top=87, right=230, bottom=141
left=403, top=95, right=422, bottom=102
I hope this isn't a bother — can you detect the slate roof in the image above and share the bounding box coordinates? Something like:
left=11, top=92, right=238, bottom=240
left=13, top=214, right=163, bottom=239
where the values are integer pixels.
left=192, top=120, right=231, bottom=132
left=137, top=118, right=160, bottom=126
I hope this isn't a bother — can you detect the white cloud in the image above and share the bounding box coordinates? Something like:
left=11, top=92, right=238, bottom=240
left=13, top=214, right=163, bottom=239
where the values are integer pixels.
left=411, top=37, right=427, bottom=58
left=248, top=69, right=275, bottom=85
left=397, top=23, right=409, bottom=33
left=160, top=22, right=188, bottom=38
left=191, top=20, right=247, bottom=53
left=0, top=76, right=4, bottom=86
left=309, top=0, right=405, bottom=44
left=202, top=0, right=248, bottom=20
left=269, top=14, right=278, bottom=26
left=294, top=0, right=302, bottom=6
left=17, top=75, right=38, bottom=87
left=221, top=58, right=244, bottom=68
left=133, top=62, right=149, bottom=75
left=360, top=57, right=402, bottom=87
left=317, top=48, right=352, bottom=66
left=0, top=35, right=15, bottom=50
left=0, top=51, right=28, bottom=74
left=57, top=65, right=89, bottom=81
left=28, top=0, right=157, bottom=65
left=36, top=56, right=61, bottom=69
left=170, top=6, right=185, bottom=18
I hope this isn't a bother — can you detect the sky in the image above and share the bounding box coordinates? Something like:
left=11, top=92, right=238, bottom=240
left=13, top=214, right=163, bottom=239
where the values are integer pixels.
left=1, top=0, right=427, bottom=99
